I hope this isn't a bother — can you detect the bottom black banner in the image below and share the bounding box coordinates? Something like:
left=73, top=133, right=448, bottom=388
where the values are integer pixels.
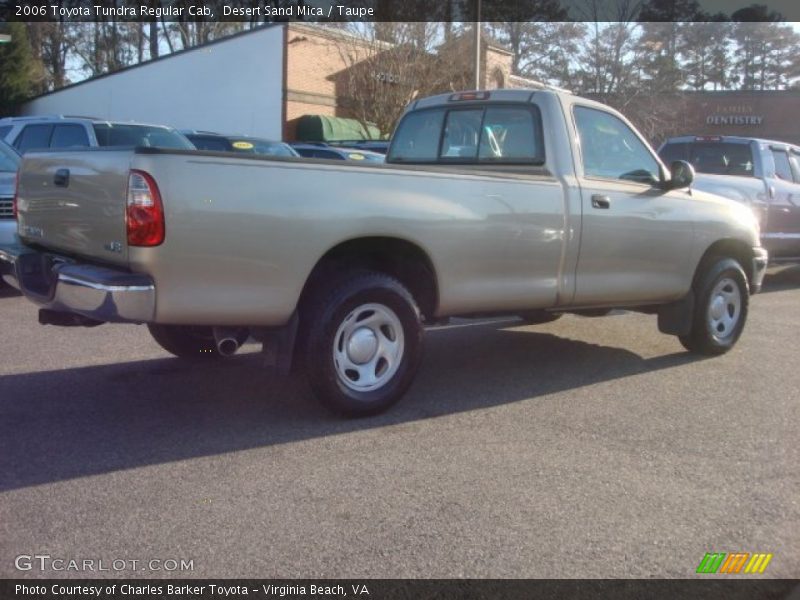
left=2, top=579, right=799, bottom=600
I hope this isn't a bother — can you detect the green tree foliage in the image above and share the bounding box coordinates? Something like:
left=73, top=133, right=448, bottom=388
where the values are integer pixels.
left=0, top=23, right=35, bottom=116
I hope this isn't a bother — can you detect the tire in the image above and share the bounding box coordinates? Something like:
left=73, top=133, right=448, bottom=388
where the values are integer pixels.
left=301, top=271, right=424, bottom=417
left=679, top=257, right=749, bottom=355
left=148, top=324, right=222, bottom=359
left=517, top=310, right=562, bottom=325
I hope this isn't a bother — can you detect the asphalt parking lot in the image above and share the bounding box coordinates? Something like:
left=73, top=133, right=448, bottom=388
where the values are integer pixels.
left=0, top=268, right=798, bottom=579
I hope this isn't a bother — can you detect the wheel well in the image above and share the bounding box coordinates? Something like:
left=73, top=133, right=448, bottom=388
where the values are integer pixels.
left=299, top=237, right=439, bottom=319
left=695, top=239, right=754, bottom=286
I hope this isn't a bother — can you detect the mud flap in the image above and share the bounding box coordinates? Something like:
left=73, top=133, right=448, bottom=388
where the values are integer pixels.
left=261, top=311, right=299, bottom=375
left=657, top=292, right=694, bottom=336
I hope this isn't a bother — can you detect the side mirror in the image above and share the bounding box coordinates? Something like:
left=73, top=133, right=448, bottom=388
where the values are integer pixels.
left=665, top=160, right=694, bottom=190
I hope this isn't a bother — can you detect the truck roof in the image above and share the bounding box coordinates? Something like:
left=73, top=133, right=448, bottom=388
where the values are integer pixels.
left=407, top=88, right=577, bottom=111
left=663, top=134, right=799, bottom=151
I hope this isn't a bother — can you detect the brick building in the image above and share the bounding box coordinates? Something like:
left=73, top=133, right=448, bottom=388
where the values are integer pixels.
left=674, top=90, right=800, bottom=146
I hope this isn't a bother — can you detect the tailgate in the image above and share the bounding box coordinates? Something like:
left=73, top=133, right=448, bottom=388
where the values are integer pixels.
left=17, top=149, right=133, bottom=266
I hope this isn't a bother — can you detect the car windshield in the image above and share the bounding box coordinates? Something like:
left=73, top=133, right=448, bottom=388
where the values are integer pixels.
left=93, top=124, right=194, bottom=149
left=0, top=142, right=19, bottom=172
left=228, top=139, right=298, bottom=157
left=345, top=151, right=384, bottom=162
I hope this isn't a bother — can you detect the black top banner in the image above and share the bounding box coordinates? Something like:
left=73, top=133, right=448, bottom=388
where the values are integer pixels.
left=2, top=0, right=800, bottom=22
left=2, top=579, right=800, bottom=600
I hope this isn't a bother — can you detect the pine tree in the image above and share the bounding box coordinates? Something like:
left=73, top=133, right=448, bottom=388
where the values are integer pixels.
left=0, top=23, right=35, bottom=116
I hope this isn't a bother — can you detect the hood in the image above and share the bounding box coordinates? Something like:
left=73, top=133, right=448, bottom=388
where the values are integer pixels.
left=687, top=183, right=762, bottom=247
left=690, top=172, right=767, bottom=206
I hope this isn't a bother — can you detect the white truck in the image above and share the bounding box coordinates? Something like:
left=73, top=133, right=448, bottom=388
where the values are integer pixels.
left=1, top=89, right=767, bottom=416
left=659, top=135, right=800, bottom=262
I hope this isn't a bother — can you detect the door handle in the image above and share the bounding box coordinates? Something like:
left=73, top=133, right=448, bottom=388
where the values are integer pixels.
left=54, top=169, right=70, bottom=187
left=591, top=194, right=610, bottom=209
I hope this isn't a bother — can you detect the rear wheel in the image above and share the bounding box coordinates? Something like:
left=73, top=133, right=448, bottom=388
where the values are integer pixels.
left=301, top=271, right=423, bottom=417
left=679, top=257, right=749, bottom=355
left=148, top=324, right=221, bottom=359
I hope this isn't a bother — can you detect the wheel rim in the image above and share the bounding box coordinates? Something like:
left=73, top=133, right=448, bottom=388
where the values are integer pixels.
left=333, top=303, right=405, bottom=392
left=706, top=277, right=742, bottom=340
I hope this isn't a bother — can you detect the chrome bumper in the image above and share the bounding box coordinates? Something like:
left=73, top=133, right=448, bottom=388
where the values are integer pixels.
left=751, top=246, right=768, bottom=294
left=0, top=242, right=155, bottom=323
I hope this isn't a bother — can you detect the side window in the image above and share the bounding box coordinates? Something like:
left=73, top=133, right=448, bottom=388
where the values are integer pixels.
left=14, top=124, right=54, bottom=153
left=50, top=125, right=90, bottom=149
left=574, top=106, right=660, bottom=184
left=771, top=149, right=793, bottom=181
left=441, top=109, right=482, bottom=159
left=788, top=154, right=800, bottom=184
left=387, top=108, right=445, bottom=162
left=0, top=125, right=11, bottom=141
left=478, top=106, right=543, bottom=163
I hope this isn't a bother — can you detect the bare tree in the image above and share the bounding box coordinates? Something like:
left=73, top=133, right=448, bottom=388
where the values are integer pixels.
left=332, top=23, right=473, bottom=137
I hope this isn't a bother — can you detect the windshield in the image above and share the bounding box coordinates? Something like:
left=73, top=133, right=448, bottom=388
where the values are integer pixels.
left=93, top=124, right=194, bottom=149
left=345, top=151, right=384, bottom=162
left=660, top=142, right=755, bottom=177
left=0, top=142, right=19, bottom=172
left=228, top=139, right=299, bottom=157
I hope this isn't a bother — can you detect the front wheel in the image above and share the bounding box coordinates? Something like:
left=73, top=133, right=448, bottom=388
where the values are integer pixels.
left=302, top=271, right=424, bottom=417
left=679, top=257, right=749, bottom=355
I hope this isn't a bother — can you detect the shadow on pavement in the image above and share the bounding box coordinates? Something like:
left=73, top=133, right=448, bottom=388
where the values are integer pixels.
left=0, top=320, right=698, bottom=492
left=761, top=264, right=800, bottom=293
left=0, top=283, right=21, bottom=298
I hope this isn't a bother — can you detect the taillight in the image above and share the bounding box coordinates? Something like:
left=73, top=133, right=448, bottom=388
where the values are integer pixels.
left=12, top=171, right=18, bottom=220
left=126, top=170, right=164, bottom=246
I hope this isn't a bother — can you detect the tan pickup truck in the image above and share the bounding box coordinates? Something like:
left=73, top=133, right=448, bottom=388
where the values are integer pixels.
left=0, top=89, right=767, bottom=416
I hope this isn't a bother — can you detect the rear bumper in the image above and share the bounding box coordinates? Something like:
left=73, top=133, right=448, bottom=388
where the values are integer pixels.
left=0, top=242, right=155, bottom=323
left=751, top=246, right=768, bottom=294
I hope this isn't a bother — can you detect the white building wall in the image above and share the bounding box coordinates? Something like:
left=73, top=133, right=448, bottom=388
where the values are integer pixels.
left=22, top=25, right=285, bottom=140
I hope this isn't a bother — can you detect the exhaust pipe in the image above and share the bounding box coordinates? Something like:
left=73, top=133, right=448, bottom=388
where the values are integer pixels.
left=212, top=327, right=248, bottom=357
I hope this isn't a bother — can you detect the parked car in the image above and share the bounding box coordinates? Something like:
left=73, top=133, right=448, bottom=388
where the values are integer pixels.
left=329, top=140, right=390, bottom=155
left=290, top=143, right=385, bottom=162
left=1, top=89, right=766, bottom=417
left=0, top=115, right=194, bottom=153
left=0, top=139, right=19, bottom=245
left=0, top=141, right=20, bottom=288
left=659, top=135, right=800, bottom=262
left=182, top=131, right=299, bottom=157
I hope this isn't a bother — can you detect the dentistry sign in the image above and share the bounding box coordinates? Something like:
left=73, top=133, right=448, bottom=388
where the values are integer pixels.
left=706, top=103, right=764, bottom=126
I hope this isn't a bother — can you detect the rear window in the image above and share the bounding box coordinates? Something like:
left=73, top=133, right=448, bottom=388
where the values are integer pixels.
left=0, top=125, right=11, bottom=141
left=659, top=141, right=755, bottom=177
left=93, top=124, right=193, bottom=149
left=228, top=139, right=297, bottom=157
left=388, top=105, right=544, bottom=165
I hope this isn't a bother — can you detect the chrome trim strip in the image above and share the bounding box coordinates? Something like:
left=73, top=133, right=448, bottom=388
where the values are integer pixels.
left=57, top=273, right=154, bottom=293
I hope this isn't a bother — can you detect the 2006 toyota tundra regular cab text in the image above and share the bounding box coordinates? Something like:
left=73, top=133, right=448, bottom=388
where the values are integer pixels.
left=0, top=89, right=768, bottom=416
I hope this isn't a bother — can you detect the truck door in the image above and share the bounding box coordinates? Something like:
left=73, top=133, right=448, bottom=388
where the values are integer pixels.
left=766, top=147, right=800, bottom=259
left=570, top=105, right=695, bottom=306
